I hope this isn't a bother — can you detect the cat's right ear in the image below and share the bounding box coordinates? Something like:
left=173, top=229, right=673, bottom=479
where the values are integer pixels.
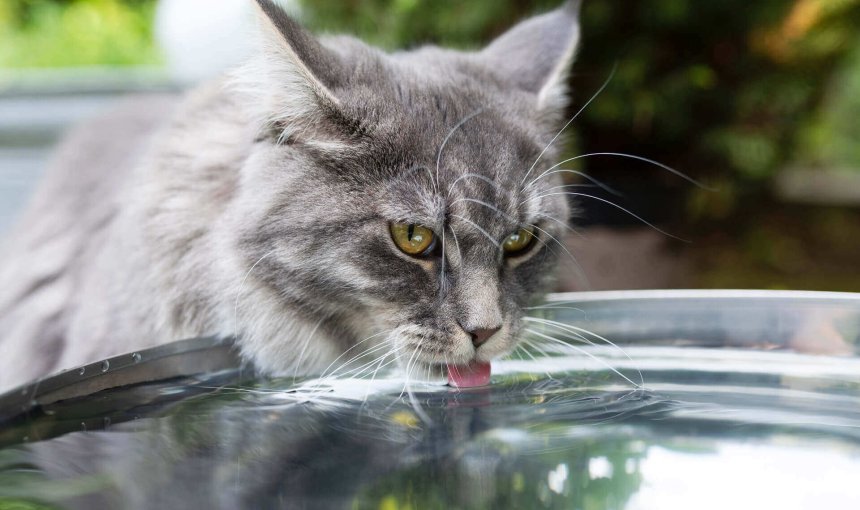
left=478, top=1, right=581, bottom=130
left=236, top=0, right=352, bottom=144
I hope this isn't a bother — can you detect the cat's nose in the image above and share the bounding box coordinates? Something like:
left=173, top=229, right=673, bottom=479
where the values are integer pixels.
left=467, top=326, right=501, bottom=348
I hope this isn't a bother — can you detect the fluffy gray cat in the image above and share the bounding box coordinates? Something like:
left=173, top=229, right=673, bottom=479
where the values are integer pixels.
left=0, top=0, right=579, bottom=392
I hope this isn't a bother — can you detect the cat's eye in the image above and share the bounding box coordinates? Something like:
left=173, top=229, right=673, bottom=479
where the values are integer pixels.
left=502, top=227, right=535, bottom=256
left=390, top=223, right=436, bottom=256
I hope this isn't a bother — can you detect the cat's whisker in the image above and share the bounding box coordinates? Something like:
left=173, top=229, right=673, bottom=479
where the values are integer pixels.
left=398, top=343, right=423, bottom=400
left=538, top=213, right=584, bottom=239
left=524, top=152, right=711, bottom=191
left=450, top=214, right=500, bottom=248
left=524, top=327, right=642, bottom=389
left=450, top=197, right=517, bottom=224
left=538, top=176, right=623, bottom=197
left=292, top=318, right=323, bottom=382
left=402, top=344, right=433, bottom=425
left=436, top=109, right=484, bottom=192
left=232, top=248, right=277, bottom=337
left=527, top=321, right=598, bottom=349
left=523, top=300, right=586, bottom=311
left=406, top=383, right=433, bottom=425
left=327, top=343, right=398, bottom=381
left=394, top=164, right=438, bottom=195
left=529, top=223, right=591, bottom=289
left=446, top=173, right=505, bottom=198
left=512, top=339, right=555, bottom=380
left=312, top=330, right=392, bottom=384
left=448, top=226, right=463, bottom=263
left=523, top=304, right=586, bottom=314
left=529, top=191, right=687, bottom=242
left=440, top=227, right=448, bottom=294
left=315, top=344, right=389, bottom=384
left=321, top=340, right=398, bottom=382
left=520, top=62, right=618, bottom=186
left=363, top=346, right=402, bottom=392
left=524, top=316, right=645, bottom=388
left=524, top=339, right=559, bottom=368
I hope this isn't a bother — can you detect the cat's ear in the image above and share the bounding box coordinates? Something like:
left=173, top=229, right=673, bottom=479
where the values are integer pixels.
left=238, top=0, right=351, bottom=144
left=479, top=0, right=581, bottom=118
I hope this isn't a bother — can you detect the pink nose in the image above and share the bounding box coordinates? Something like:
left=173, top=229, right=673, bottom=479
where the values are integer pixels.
left=468, top=327, right=501, bottom=347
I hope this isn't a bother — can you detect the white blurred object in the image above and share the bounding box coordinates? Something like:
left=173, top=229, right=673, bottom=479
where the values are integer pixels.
left=155, top=0, right=300, bottom=85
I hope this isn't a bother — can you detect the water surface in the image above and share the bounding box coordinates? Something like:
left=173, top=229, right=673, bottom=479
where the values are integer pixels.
left=0, top=291, right=858, bottom=509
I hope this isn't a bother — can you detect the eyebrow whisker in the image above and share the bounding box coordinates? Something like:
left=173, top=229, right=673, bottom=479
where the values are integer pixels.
left=450, top=214, right=500, bottom=247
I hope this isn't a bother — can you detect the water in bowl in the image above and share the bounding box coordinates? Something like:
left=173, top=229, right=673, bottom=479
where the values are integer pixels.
left=0, top=291, right=858, bottom=509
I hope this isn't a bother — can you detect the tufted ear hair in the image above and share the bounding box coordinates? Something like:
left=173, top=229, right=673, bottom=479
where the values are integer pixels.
left=235, top=0, right=354, bottom=144
left=479, top=1, right=581, bottom=121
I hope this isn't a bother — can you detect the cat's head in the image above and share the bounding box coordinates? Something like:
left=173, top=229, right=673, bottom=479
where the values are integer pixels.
left=231, top=0, right=580, bottom=378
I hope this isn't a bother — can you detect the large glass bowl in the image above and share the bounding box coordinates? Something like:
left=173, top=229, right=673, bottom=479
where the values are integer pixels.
left=1, top=290, right=859, bottom=509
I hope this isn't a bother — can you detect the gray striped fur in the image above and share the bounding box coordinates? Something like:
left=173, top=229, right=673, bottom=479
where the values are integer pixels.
left=0, top=0, right=580, bottom=391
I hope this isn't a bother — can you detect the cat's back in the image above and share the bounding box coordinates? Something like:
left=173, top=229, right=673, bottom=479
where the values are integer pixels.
left=8, top=94, right=180, bottom=242
left=0, top=94, right=179, bottom=390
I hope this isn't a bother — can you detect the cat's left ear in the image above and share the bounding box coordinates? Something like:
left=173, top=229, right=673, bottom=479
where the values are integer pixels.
left=479, top=0, right=581, bottom=119
left=239, top=0, right=355, bottom=145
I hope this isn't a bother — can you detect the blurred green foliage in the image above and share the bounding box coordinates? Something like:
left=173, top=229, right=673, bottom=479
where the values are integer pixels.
left=3, top=0, right=860, bottom=184
left=797, top=34, right=860, bottom=169
left=0, top=0, right=158, bottom=68
left=0, top=0, right=859, bottom=235
left=298, top=0, right=860, bottom=210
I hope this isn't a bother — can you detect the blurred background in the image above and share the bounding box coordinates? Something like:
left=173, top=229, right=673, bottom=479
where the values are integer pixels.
left=1, top=0, right=860, bottom=291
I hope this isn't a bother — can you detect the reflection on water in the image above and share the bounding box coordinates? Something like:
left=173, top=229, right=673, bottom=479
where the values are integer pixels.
left=0, top=292, right=859, bottom=509
left=2, top=353, right=859, bottom=510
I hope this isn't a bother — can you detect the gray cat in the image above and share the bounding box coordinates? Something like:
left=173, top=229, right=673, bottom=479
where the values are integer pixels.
left=0, top=0, right=580, bottom=392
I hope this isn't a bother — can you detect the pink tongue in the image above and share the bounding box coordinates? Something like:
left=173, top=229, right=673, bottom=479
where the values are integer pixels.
left=447, top=362, right=492, bottom=388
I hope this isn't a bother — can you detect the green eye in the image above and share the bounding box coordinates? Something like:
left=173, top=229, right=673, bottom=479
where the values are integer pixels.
left=390, top=223, right=436, bottom=256
left=502, top=227, right=535, bottom=256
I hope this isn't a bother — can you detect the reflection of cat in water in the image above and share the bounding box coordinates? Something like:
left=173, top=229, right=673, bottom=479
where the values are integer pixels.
left=0, top=0, right=583, bottom=391
left=24, top=384, right=651, bottom=509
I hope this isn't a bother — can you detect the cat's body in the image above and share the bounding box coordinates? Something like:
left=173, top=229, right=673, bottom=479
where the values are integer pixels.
left=0, top=0, right=580, bottom=392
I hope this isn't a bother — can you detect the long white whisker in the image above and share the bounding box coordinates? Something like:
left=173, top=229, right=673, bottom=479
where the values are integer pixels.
left=520, top=337, right=554, bottom=359
left=449, top=226, right=463, bottom=262
left=450, top=197, right=517, bottom=223
left=521, top=63, right=618, bottom=186
left=523, top=304, right=585, bottom=314
left=406, top=384, right=433, bottom=425
left=529, top=192, right=687, bottom=242
left=525, top=152, right=711, bottom=191
left=402, top=344, right=433, bottom=425
left=450, top=214, right=500, bottom=247
left=313, top=330, right=391, bottom=383
left=324, top=339, right=399, bottom=380
left=525, top=328, right=641, bottom=389
left=537, top=213, right=584, bottom=239
left=363, top=348, right=401, bottom=402
left=441, top=226, right=447, bottom=292
left=514, top=339, right=555, bottom=380
left=436, top=109, right=484, bottom=191
left=530, top=223, right=590, bottom=289
left=327, top=342, right=399, bottom=380
left=524, top=317, right=645, bottom=388
left=524, top=300, right=587, bottom=310
left=292, top=319, right=323, bottom=381
left=538, top=177, right=622, bottom=197
left=232, top=249, right=276, bottom=337
left=398, top=344, right=422, bottom=400
left=446, top=173, right=504, bottom=198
